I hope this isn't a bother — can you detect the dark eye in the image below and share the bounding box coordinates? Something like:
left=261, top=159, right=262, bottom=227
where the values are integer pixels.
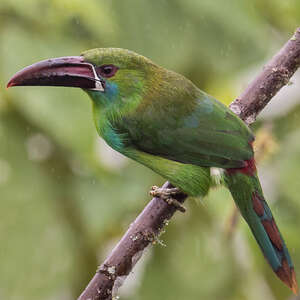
left=96, top=64, right=118, bottom=78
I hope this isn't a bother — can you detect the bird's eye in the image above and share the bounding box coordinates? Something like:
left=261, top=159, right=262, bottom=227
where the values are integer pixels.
left=96, top=64, right=118, bottom=78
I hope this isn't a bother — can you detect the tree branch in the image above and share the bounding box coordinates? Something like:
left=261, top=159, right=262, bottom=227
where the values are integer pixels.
left=230, top=28, right=300, bottom=124
left=78, top=27, right=300, bottom=300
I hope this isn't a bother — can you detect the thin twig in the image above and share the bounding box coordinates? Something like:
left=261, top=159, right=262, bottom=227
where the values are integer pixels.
left=78, top=27, right=300, bottom=300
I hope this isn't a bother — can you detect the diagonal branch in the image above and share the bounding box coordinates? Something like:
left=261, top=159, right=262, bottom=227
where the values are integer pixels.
left=229, top=28, right=300, bottom=124
left=78, top=27, right=300, bottom=300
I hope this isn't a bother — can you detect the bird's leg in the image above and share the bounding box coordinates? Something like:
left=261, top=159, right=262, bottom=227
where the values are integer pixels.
left=150, top=186, right=186, bottom=213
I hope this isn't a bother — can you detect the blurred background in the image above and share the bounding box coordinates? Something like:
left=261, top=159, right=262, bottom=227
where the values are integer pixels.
left=1, top=1, right=300, bottom=299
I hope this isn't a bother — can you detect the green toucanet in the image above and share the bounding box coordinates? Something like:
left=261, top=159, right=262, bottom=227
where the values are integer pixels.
left=7, top=48, right=298, bottom=293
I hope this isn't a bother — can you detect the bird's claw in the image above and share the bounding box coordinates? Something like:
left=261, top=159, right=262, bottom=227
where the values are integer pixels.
left=150, top=186, right=186, bottom=213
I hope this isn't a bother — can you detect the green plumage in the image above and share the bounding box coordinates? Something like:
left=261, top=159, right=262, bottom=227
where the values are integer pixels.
left=84, top=49, right=253, bottom=190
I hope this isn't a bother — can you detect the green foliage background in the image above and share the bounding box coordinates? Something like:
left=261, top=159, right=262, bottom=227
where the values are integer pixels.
left=1, top=1, right=300, bottom=299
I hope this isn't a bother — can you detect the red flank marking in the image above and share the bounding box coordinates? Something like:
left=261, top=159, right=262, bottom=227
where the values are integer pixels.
left=262, top=219, right=283, bottom=251
left=252, top=192, right=264, bottom=216
left=227, top=157, right=257, bottom=176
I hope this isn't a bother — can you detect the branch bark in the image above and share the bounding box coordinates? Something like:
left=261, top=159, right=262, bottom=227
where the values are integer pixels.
left=229, top=28, right=300, bottom=124
left=78, top=27, right=300, bottom=300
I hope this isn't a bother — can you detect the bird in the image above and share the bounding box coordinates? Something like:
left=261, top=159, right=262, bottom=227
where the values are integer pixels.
left=7, top=48, right=298, bottom=293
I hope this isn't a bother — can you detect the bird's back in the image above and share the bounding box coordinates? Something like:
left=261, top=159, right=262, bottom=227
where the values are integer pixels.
left=112, top=68, right=254, bottom=169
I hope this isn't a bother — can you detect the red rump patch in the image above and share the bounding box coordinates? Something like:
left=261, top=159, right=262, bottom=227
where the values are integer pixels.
left=226, top=157, right=257, bottom=176
left=252, top=192, right=264, bottom=216
left=276, top=258, right=298, bottom=294
left=261, top=218, right=283, bottom=251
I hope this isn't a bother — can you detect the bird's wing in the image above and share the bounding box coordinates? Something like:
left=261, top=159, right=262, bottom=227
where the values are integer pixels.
left=121, top=92, right=254, bottom=169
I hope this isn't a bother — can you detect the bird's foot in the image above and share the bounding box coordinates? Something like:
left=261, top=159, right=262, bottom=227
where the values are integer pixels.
left=150, top=186, right=186, bottom=213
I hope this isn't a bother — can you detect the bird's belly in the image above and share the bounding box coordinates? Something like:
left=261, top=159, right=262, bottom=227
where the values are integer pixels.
left=123, top=147, right=211, bottom=197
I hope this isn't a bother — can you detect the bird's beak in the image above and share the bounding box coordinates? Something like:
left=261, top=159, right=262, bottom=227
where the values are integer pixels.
left=7, top=56, right=104, bottom=91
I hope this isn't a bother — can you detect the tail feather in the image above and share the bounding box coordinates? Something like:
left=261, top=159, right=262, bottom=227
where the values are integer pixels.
left=225, top=159, right=298, bottom=294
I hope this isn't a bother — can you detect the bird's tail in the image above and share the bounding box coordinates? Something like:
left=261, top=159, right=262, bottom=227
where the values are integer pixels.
left=225, top=158, right=298, bottom=294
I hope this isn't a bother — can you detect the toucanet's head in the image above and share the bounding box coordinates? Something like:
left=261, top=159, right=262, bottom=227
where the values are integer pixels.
left=7, top=48, right=159, bottom=103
